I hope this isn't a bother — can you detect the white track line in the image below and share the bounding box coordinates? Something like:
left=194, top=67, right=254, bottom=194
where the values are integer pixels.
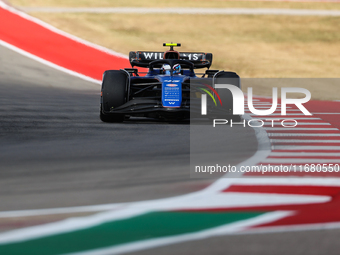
left=249, top=114, right=310, bottom=116
left=221, top=178, right=340, bottom=186
left=251, top=103, right=278, bottom=105
left=246, top=107, right=292, bottom=109
left=17, top=7, right=340, bottom=17
left=247, top=110, right=302, bottom=113
left=0, top=1, right=128, bottom=85
left=263, top=123, right=331, bottom=126
left=313, top=113, right=340, bottom=114
left=2, top=193, right=318, bottom=245
left=246, top=111, right=303, bottom=113
left=0, top=2, right=128, bottom=59
left=270, top=152, right=340, bottom=156
left=281, top=110, right=306, bottom=112
left=243, top=221, right=340, bottom=237
left=65, top=212, right=292, bottom=255
left=254, top=118, right=321, bottom=120
left=265, top=128, right=338, bottom=131
left=271, top=139, right=340, bottom=143
left=296, top=123, right=331, bottom=125
left=273, top=146, right=340, bottom=150
left=1, top=0, right=340, bottom=250
left=0, top=204, right=125, bottom=219
left=262, top=158, right=340, bottom=163
left=0, top=40, right=101, bottom=85
left=268, top=133, right=340, bottom=137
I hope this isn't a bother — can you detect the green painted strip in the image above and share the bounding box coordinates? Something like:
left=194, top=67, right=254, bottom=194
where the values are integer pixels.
left=199, top=88, right=217, bottom=106
left=0, top=211, right=264, bottom=255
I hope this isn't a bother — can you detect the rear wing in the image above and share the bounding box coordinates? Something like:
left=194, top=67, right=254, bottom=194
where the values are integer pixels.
left=129, top=51, right=213, bottom=69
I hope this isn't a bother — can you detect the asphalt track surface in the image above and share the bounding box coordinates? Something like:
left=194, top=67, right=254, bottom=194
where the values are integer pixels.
left=130, top=228, right=340, bottom=255
left=0, top=44, right=257, bottom=215
left=1, top=36, right=340, bottom=255
left=1, top=2, right=340, bottom=254
left=3, top=39, right=339, bottom=255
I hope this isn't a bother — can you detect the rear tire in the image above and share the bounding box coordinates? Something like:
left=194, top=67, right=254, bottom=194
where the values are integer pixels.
left=100, top=70, right=128, bottom=123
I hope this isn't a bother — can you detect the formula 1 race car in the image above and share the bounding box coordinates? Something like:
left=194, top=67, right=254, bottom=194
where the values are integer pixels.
left=100, top=43, right=240, bottom=122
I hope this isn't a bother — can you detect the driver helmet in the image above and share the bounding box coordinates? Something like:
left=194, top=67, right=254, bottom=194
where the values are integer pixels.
left=161, top=64, right=171, bottom=75
left=173, top=64, right=181, bottom=75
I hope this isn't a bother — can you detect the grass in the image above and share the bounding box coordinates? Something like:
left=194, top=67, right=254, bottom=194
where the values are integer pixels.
left=9, top=0, right=340, bottom=10
left=7, top=1, right=340, bottom=100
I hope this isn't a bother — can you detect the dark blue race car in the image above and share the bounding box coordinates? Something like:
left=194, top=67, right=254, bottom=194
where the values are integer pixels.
left=100, top=43, right=240, bottom=122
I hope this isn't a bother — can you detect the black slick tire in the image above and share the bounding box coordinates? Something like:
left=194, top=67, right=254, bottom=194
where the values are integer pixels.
left=100, top=70, right=128, bottom=123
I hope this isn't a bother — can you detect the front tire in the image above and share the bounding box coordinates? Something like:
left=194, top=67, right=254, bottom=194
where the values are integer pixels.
left=100, top=70, right=128, bottom=123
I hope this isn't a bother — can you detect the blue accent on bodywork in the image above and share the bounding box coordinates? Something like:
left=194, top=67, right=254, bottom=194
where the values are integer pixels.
left=159, top=76, right=186, bottom=108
